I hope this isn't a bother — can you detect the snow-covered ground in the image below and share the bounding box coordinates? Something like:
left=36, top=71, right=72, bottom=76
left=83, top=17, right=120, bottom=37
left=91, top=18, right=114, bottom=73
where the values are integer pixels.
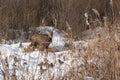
left=0, top=26, right=85, bottom=80
left=0, top=26, right=119, bottom=80
left=0, top=40, right=84, bottom=80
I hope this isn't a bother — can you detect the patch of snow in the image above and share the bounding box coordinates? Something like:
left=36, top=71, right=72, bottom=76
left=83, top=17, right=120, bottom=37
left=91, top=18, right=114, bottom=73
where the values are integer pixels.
left=84, top=76, right=95, bottom=80
left=0, top=26, right=106, bottom=79
left=0, top=41, right=82, bottom=79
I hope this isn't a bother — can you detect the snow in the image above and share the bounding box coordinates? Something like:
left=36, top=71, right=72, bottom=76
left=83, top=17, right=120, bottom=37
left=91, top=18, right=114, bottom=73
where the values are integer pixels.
left=0, top=41, right=84, bottom=80
left=0, top=26, right=111, bottom=80
left=0, top=26, right=77, bottom=79
left=84, top=76, right=95, bottom=80
left=50, top=31, right=67, bottom=51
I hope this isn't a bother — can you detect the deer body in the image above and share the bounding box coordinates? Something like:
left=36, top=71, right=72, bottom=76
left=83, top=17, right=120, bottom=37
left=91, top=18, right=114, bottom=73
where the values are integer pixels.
left=30, top=29, right=54, bottom=51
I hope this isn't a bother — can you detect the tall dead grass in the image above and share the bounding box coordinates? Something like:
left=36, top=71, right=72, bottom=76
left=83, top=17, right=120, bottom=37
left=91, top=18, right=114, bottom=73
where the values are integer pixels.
left=0, top=0, right=120, bottom=40
left=77, top=17, right=120, bottom=80
left=0, top=19, right=120, bottom=80
left=0, top=0, right=120, bottom=80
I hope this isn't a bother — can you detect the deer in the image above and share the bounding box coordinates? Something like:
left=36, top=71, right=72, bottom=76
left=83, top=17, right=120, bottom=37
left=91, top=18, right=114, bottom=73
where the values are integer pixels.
left=25, top=28, right=54, bottom=53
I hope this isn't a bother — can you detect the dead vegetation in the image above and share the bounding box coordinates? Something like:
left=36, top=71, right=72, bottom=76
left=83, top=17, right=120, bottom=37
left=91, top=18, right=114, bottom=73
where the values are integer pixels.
left=0, top=22, right=120, bottom=80
left=0, top=0, right=120, bottom=80
left=80, top=27, right=120, bottom=80
left=0, top=0, right=120, bottom=39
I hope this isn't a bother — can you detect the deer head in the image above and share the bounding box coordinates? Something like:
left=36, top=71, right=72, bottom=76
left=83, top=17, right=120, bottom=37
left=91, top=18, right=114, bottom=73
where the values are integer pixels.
left=46, top=29, right=54, bottom=38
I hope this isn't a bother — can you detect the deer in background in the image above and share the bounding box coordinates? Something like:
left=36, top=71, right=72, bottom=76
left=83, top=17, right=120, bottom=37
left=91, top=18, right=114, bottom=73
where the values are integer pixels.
left=24, top=28, right=54, bottom=53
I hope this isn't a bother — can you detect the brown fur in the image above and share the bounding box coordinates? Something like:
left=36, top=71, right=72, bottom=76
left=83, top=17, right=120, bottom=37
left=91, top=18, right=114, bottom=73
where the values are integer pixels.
left=30, top=30, right=54, bottom=51
left=23, top=46, right=34, bottom=53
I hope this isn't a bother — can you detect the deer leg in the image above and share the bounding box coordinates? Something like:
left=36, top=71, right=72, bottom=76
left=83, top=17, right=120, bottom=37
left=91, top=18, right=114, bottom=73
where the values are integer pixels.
left=44, top=45, right=49, bottom=57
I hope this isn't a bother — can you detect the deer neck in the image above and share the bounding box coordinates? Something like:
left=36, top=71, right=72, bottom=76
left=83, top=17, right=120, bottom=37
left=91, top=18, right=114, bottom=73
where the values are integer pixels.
left=47, top=32, right=53, bottom=38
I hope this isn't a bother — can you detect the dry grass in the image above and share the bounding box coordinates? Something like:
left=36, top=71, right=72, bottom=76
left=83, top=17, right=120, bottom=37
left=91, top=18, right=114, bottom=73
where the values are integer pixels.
left=78, top=19, right=120, bottom=80
left=0, top=0, right=120, bottom=80
left=0, top=21, right=120, bottom=80
left=0, top=0, right=120, bottom=40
